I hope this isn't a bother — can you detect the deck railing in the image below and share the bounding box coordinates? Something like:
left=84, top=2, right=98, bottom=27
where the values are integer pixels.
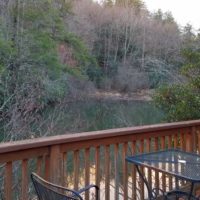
left=1, top=120, right=200, bottom=200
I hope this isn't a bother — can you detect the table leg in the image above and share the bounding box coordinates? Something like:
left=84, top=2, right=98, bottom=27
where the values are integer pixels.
left=136, top=165, right=167, bottom=200
left=135, top=165, right=152, bottom=199
left=188, top=182, right=194, bottom=200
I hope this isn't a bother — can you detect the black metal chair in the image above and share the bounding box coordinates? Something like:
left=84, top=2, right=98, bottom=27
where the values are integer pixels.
left=31, top=173, right=99, bottom=200
left=166, top=190, right=200, bottom=200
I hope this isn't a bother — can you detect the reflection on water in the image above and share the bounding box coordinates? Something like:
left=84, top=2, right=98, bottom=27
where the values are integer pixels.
left=42, top=99, right=164, bottom=136
left=41, top=100, right=165, bottom=199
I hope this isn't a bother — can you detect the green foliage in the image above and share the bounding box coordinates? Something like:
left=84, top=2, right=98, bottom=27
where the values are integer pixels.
left=0, top=39, right=16, bottom=71
left=64, top=33, right=101, bottom=83
left=116, top=0, right=144, bottom=9
left=0, top=0, right=101, bottom=140
left=64, top=33, right=91, bottom=67
left=93, top=23, right=132, bottom=77
left=154, top=85, right=200, bottom=121
left=145, top=58, right=173, bottom=88
left=154, top=45, right=200, bottom=121
left=153, top=10, right=175, bottom=24
left=42, top=75, right=68, bottom=104
left=28, top=31, right=62, bottom=78
left=86, top=63, right=102, bottom=86
left=181, top=49, right=200, bottom=78
left=64, top=67, right=87, bottom=79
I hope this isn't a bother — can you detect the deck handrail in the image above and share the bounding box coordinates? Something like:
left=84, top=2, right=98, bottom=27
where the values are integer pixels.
left=1, top=119, right=200, bottom=200
left=1, top=119, right=200, bottom=153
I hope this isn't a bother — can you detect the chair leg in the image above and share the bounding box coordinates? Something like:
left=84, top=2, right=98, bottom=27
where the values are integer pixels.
left=96, top=187, right=99, bottom=200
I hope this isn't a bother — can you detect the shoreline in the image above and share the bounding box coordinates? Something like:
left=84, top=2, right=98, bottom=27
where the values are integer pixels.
left=90, top=89, right=154, bottom=101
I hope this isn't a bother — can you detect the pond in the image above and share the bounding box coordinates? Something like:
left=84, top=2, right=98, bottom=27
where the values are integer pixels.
left=42, top=99, right=165, bottom=136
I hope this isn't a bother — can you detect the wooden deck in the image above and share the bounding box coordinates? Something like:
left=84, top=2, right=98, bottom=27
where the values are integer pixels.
left=1, top=120, right=200, bottom=199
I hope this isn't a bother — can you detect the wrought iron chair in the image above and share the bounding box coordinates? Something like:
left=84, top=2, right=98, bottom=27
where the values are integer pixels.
left=31, top=173, right=99, bottom=200
left=166, top=190, right=200, bottom=200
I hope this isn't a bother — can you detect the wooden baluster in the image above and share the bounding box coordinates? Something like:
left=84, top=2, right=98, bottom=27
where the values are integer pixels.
left=174, top=134, right=178, bottom=148
left=105, top=145, right=110, bottom=200
left=95, top=147, right=100, bottom=189
left=146, top=138, right=152, bottom=193
left=131, top=141, right=136, bottom=200
left=22, top=159, right=28, bottom=200
left=122, top=142, right=128, bottom=200
left=180, top=131, right=185, bottom=185
left=37, top=156, right=43, bottom=176
left=62, top=152, right=67, bottom=187
left=185, top=130, right=193, bottom=186
left=192, top=127, right=197, bottom=152
left=114, top=144, right=119, bottom=200
left=154, top=137, right=159, bottom=192
left=161, top=136, right=166, bottom=192
left=180, top=132, right=186, bottom=186
left=168, top=135, right=173, bottom=191
left=180, top=132, right=185, bottom=151
left=5, top=162, right=12, bottom=200
left=186, top=131, right=192, bottom=152
left=85, top=148, right=90, bottom=200
left=139, top=140, right=144, bottom=200
left=45, top=155, right=50, bottom=181
left=74, top=150, right=79, bottom=190
left=160, top=136, right=165, bottom=149
left=173, top=134, right=179, bottom=189
left=168, top=135, right=172, bottom=149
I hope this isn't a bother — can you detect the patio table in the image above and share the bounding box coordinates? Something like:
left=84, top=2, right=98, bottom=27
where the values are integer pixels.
left=126, top=149, right=200, bottom=200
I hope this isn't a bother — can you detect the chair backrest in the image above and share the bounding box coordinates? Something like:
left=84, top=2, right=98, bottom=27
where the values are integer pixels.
left=31, top=173, right=83, bottom=200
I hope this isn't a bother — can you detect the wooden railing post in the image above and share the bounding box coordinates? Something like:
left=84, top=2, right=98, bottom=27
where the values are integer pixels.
left=192, top=126, right=197, bottom=152
left=49, top=145, right=63, bottom=184
left=21, top=159, right=28, bottom=200
left=5, top=162, right=12, bottom=200
left=186, top=130, right=193, bottom=152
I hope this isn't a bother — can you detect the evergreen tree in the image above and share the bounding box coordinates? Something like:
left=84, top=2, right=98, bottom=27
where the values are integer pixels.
left=154, top=42, right=200, bottom=121
left=0, top=0, right=99, bottom=140
left=115, top=0, right=144, bottom=9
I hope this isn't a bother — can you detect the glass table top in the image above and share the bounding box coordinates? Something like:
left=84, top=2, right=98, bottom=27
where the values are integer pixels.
left=126, top=149, right=200, bottom=182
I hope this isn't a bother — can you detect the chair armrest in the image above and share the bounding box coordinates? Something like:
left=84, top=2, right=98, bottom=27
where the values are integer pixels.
left=151, top=187, right=166, bottom=198
left=77, top=184, right=99, bottom=200
left=77, top=184, right=99, bottom=194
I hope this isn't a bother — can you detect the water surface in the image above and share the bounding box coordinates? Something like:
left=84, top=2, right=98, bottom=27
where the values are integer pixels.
left=44, top=99, right=164, bottom=135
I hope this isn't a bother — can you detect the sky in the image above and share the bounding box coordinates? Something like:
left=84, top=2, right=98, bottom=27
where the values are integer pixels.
left=144, top=0, right=200, bottom=30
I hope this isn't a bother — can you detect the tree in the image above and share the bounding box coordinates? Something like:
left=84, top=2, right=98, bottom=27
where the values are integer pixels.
left=0, top=0, right=99, bottom=141
left=182, top=23, right=196, bottom=48
left=67, top=0, right=182, bottom=91
left=115, top=0, right=144, bottom=10
left=104, top=0, right=113, bottom=6
left=153, top=9, right=163, bottom=21
left=154, top=44, right=200, bottom=121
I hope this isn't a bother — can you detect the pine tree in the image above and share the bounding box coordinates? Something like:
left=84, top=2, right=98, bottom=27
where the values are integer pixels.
left=115, top=0, right=144, bottom=9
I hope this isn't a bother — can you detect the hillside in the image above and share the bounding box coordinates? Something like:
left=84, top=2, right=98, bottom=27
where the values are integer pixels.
left=0, top=0, right=198, bottom=141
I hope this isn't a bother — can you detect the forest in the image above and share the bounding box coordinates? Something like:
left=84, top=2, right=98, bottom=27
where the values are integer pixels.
left=0, top=0, right=200, bottom=142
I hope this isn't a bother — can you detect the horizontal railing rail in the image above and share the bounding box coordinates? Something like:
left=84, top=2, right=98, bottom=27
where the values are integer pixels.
left=1, top=120, right=200, bottom=199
